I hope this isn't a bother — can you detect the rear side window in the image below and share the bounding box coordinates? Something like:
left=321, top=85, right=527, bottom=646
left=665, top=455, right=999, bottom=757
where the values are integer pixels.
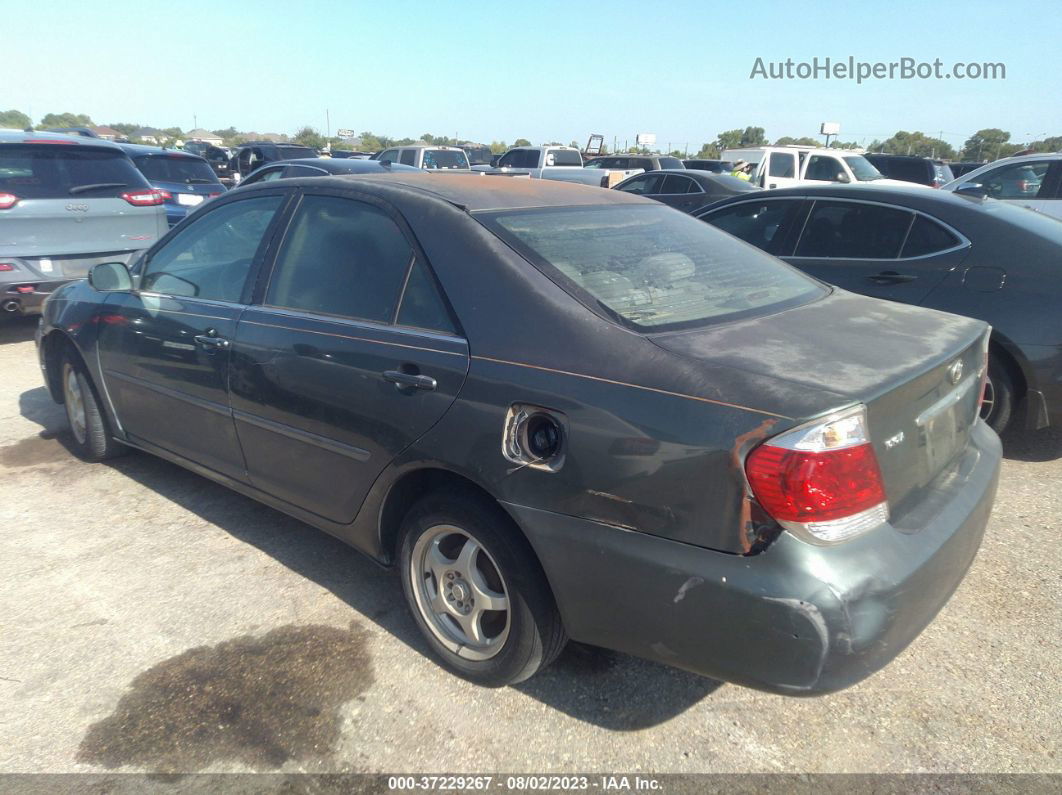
left=702, top=199, right=802, bottom=255
left=484, top=205, right=823, bottom=331
left=796, top=201, right=913, bottom=259
left=266, top=195, right=413, bottom=323
left=0, top=145, right=149, bottom=199
left=768, top=153, right=796, bottom=178
left=617, top=174, right=665, bottom=195
left=901, top=215, right=960, bottom=257
left=397, top=259, right=457, bottom=334
left=804, top=155, right=845, bottom=182
left=661, top=175, right=695, bottom=194
left=134, top=155, right=217, bottom=184
left=399, top=150, right=416, bottom=166
left=546, top=149, right=582, bottom=166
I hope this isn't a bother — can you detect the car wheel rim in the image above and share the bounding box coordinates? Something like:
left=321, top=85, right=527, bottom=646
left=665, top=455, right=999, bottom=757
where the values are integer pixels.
left=63, top=366, right=87, bottom=445
left=410, top=524, right=511, bottom=661
left=979, top=376, right=996, bottom=422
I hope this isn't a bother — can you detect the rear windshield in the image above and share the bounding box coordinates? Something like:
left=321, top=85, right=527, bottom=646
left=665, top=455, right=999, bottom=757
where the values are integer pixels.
left=422, top=149, right=470, bottom=169
left=482, top=205, right=824, bottom=331
left=134, top=154, right=218, bottom=184
left=277, top=146, right=317, bottom=159
left=0, top=144, right=149, bottom=199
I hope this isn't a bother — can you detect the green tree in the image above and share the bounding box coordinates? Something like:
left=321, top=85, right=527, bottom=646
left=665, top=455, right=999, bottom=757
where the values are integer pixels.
left=212, top=127, right=239, bottom=140
left=0, top=109, right=32, bottom=129
left=489, top=140, right=508, bottom=154
left=739, top=126, right=767, bottom=147
left=774, top=136, right=819, bottom=147
left=293, top=125, right=327, bottom=149
left=959, top=128, right=1020, bottom=162
left=108, top=122, right=141, bottom=136
left=1027, top=135, right=1062, bottom=153
left=871, top=130, right=955, bottom=159
left=514, top=138, right=531, bottom=147
left=37, top=112, right=94, bottom=129
left=694, top=142, right=721, bottom=159
left=715, top=129, right=743, bottom=151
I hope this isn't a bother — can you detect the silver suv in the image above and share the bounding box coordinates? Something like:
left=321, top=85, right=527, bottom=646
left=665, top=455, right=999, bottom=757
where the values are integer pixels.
left=1, top=130, right=167, bottom=316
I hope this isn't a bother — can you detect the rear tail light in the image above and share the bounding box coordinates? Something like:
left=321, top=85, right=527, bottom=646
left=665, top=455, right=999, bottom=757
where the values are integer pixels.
left=156, top=189, right=173, bottom=200
left=977, top=330, right=991, bottom=415
left=14, top=285, right=35, bottom=294
left=121, top=189, right=165, bottom=206
left=0, top=263, right=15, bottom=272
left=745, top=405, right=888, bottom=544
left=1017, top=180, right=1028, bottom=192
left=0, top=192, right=19, bottom=210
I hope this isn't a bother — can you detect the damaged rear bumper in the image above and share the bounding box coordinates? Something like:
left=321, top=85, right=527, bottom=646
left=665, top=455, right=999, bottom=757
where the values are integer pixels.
left=506, top=420, right=1001, bottom=695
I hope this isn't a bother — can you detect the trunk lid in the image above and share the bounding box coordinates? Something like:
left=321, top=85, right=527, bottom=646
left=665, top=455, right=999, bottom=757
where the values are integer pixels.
left=651, top=289, right=988, bottom=516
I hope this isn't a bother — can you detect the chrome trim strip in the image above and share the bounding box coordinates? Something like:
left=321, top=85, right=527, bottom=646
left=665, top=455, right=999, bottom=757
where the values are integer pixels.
left=232, top=409, right=371, bottom=462
left=240, top=318, right=467, bottom=357
left=915, top=373, right=980, bottom=427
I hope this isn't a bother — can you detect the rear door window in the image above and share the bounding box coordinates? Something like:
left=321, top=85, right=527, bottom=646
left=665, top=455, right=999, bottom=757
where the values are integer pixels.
left=396, top=259, right=457, bottom=334
left=399, top=150, right=416, bottom=166
left=975, top=160, right=1052, bottom=199
left=768, top=152, right=797, bottom=178
left=265, top=195, right=413, bottom=323
left=795, top=200, right=913, bottom=259
left=0, top=144, right=149, bottom=199
left=661, top=175, right=695, bottom=194
left=804, top=155, right=845, bottom=182
left=546, top=149, right=582, bottom=166
left=617, top=174, right=665, bottom=195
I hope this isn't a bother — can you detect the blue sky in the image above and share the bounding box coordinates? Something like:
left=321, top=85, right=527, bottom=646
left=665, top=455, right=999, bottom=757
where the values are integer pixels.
left=6, top=0, right=1060, bottom=150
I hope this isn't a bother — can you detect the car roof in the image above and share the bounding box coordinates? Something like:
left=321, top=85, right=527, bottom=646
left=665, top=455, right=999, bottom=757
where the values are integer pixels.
left=116, top=142, right=205, bottom=159
left=946, top=152, right=1062, bottom=184
left=0, top=129, right=124, bottom=148
left=242, top=171, right=649, bottom=211
left=706, top=182, right=984, bottom=208
left=262, top=158, right=420, bottom=173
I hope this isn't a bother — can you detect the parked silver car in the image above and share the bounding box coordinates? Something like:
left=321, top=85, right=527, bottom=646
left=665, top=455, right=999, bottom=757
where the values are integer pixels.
left=0, top=130, right=167, bottom=316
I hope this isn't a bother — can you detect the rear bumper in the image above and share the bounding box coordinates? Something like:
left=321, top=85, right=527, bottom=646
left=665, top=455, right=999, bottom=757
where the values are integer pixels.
left=2, top=279, right=73, bottom=316
left=507, top=420, right=1001, bottom=695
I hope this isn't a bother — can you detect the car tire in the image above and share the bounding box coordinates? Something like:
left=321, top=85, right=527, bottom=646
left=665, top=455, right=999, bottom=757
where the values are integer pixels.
left=399, top=491, right=567, bottom=686
left=980, top=356, right=1014, bottom=434
left=61, top=352, right=125, bottom=461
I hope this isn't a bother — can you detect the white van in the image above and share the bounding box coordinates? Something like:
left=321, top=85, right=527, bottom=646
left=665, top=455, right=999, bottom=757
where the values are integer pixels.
left=374, top=145, right=470, bottom=170
left=723, top=146, right=925, bottom=190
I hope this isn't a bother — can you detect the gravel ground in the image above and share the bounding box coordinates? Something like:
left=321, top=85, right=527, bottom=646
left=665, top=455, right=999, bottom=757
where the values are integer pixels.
left=0, top=315, right=1058, bottom=776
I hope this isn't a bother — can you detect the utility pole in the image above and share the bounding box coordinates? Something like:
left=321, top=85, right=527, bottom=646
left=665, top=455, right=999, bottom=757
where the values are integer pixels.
left=326, top=109, right=331, bottom=138
left=193, top=114, right=197, bottom=130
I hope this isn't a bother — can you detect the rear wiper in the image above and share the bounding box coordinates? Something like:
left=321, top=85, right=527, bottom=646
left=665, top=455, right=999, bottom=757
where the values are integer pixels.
left=69, top=182, right=127, bottom=195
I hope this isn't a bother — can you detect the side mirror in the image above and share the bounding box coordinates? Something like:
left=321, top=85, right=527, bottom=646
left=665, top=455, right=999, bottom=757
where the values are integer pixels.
left=88, top=262, right=132, bottom=292
left=955, top=183, right=987, bottom=199
left=836, top=172, right=851, bottom=184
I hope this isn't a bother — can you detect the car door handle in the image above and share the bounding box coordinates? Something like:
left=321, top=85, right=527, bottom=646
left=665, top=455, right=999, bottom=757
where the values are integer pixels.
left=867, top=271, right=918, bottom=285
left=194, top=333, right=230, bottom=349
left=383, top=370, right=437, bottom=391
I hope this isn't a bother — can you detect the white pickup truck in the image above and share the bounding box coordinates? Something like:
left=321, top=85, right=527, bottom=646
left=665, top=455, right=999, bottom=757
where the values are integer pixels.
left=477, top=146, right=639, bottom=187
left=723, top=146, right=925, bottom=190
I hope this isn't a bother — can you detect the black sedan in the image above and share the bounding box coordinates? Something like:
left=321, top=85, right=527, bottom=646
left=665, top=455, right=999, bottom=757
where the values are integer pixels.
left=37, top=175, right=999, bottom=694
left=613, top=169, right=758, bottom=213
left=696, top=185, right=1062, bottom=434
left=237, top=156, right=420, bottom=186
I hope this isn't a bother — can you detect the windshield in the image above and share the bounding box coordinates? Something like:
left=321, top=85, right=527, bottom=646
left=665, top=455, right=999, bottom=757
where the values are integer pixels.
left=422, top=149, right=470, bottom=169
left=0, top=144, right=149, bottom=199
left=483, top=205, right=824, bottom=331
left=135, top=155, right=217, bottom=184
left=844, top=155, right=884, bottom=181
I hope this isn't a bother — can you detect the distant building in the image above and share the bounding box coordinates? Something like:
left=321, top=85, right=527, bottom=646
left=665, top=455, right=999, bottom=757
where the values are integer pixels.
left=89, top=126, right=120, bottom=141
left=184, top=128, right=223, bottom=145
left=132, top=127, right=167, bottom=144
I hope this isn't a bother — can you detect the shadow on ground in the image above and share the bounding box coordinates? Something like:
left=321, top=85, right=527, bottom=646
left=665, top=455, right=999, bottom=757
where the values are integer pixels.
left=1001, top=424, right=1062, bottom=462
left=16, top=385, right=721, bottom=731
left=0, top=316, right=38, bottom=345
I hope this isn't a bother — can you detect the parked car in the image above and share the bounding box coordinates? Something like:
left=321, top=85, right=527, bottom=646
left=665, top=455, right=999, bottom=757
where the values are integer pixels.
left=584, top=154, right=685, bottom=173
left=236, top=157, right=421, bottom=187
left=863, top=154, right=954, bottom=188
left=0, top=130, right=165, bottom=317
left=118, top=144, right=225, bottom=227
left=373, top=145, right=470, bottom=170
left=684, top=159, right=734, bottom=174
left=724, top=146, right=922, bottom=190
left=37, top=174, right=999, bottom=695
left=696, top=184, right=1062, bottom=433
left=231, top=142, right=320, bottom=181
left=946, top=162, right=985, bottom=178
left=942, top=153, right=1062, bottom=219
left=483, top=146, right=637, bottom=187
left=183, top=142, right=236, bottom=184
left=613, top=169, right=758, bottom=212
left=329, top=151, right=374, bottom=159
